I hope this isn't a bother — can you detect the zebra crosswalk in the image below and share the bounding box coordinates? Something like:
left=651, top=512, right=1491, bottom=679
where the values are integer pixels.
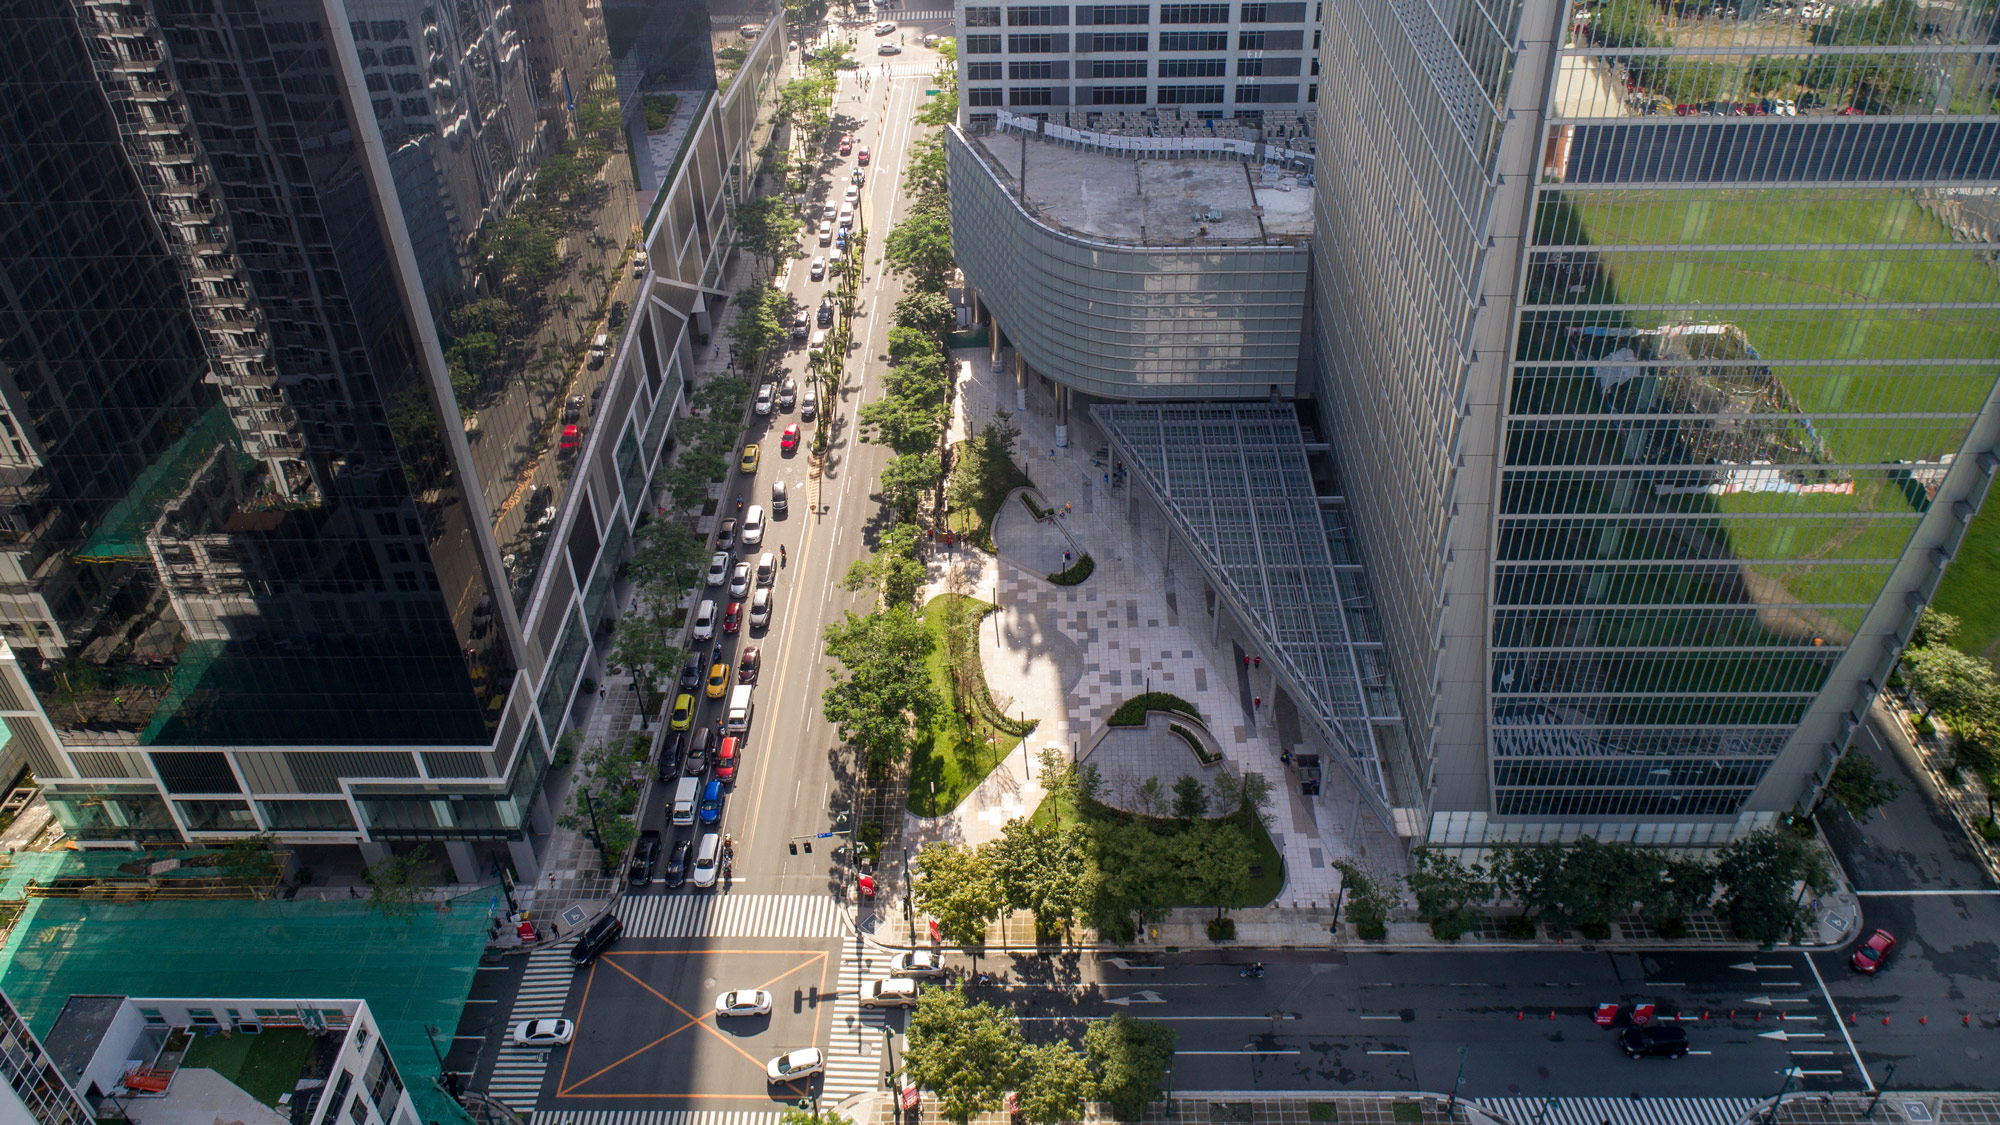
left=619, top=892, right=848, bottom=938
left=486, top=946, right=580, bottom=1111
left=820, top=946, right=895, bottom=1100
left=534, top=1113, right=783, bottom=1125
left=1477, top=1097, right=1759, bottom=1125
left=878, top=8, right=953, bottom=18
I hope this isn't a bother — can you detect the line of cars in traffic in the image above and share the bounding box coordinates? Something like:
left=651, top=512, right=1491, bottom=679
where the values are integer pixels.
left=724, top=950, right=950, bottom=1085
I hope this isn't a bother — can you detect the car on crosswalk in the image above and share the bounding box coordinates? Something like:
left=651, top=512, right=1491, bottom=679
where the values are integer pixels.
left=767, top=1048, right=825, bottom=1082
left=715, top=989, right=773, bottom=1017
left=892, top=951, right=947, bottom=976
left=859, top=978, right=921, bottom=1008
left=511, top=1018, right=575, bottom=1047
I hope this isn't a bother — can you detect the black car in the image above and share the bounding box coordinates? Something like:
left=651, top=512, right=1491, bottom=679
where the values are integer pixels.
left=662, top=838, right=691, bottom=887
left=564, top=395, right=584, bottom=423
left=1619, top=1026, right=1689, bottom=1059
left=678, top=657, right=703, bottom=692
left=628, top=831, right=660, bottom=886
left=817, top=302, right=834, bottom=327
left=569, top=912, right=624, bottom=967
left=656, top=731, right=687, bottom=780
left=609, top=300, right=627, bottom=327
left=684, top=728, right=713, bottom=776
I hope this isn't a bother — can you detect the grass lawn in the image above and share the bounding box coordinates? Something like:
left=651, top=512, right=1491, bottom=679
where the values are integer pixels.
left=1934, top=495, right=2000, bottom=661
left=907, top=595, right=1023, bottom=815
left=181, top=1028, right=312, bottom=1107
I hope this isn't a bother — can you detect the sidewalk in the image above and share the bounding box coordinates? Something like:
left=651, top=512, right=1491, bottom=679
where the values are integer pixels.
left=1870, top=694, right=2000, bottom=885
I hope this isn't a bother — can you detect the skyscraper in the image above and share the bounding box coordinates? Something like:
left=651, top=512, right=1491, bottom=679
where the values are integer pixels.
left=1312, top=0, right=2000, bottom=844
left=0, top=0, right=786, bottom=863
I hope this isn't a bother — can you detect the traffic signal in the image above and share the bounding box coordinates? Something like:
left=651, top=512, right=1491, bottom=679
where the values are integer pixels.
left=804, top=840, right=812, bottom=853
left=789, top=841, right=798, bottom=854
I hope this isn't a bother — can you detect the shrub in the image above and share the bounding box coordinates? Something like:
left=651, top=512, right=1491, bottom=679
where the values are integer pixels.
left=1656, top=916, right=1689, bottom=939
left=1978, top=817, right=2000, bottom=841
left=1019, top=493, right=1051, bottom=520
left=1108, top=692, right=1201, bottom=727
left=1430, top=916, right=1470, bottom=941
left=1332, top=860, right=1394, bottom=941
left=1169, top=723, right=1220, bottom=765
left=1047, top=553, right=1095, bottom=585
left=1206, top=916, right=1236, bottom=941
left=1503, top=915, right=1537, bottom=940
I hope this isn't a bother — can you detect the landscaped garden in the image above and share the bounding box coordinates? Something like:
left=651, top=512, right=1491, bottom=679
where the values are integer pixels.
left=907, top=594, right=1035, bottom=815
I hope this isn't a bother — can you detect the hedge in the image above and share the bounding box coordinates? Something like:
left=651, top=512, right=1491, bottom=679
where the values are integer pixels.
left=1108, top=692, right=1200, bottom=727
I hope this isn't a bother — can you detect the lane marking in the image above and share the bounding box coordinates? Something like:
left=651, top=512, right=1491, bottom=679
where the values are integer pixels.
left=1855, top=888, right=2000, bottom=896
left=1175, top=1050, right=1304, bottom=1056
left=1358, top=1015, right=1403, bottom=1021
left=1804, top=951, right=1873, bottom=1090
left=1364, top=1050, right=1411, bottom=1056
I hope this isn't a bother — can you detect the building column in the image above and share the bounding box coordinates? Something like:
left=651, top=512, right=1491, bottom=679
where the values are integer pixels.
left=444, top=840, right=481, bottom=884
left=508, top=836, right=542, bottom=884
left=1054, top=384, right=1069, bottom=448
left=1013, top=350, right=1027, bottom=411
left=529, top=790, right=555, bottom=835
left=359, top=841, right=392, bottom=868
left=1211, top=585, right=1224, bottom=644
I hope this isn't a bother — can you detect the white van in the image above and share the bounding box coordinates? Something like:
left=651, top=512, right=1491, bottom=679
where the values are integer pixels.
left=742, top=505, right=765, bottom=547
left=692, top=832, right=721, bottom=887
left=772, top=479, right=788, bottom=514
left=726, top=684, right=754, bottom=733
left=693, top=598, right=717, bottom=640
left=671, top=776, right=699, bottom=826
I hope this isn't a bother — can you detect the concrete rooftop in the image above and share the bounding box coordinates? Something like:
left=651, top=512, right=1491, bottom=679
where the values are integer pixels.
left=969, top=131, right=1314, bottom=247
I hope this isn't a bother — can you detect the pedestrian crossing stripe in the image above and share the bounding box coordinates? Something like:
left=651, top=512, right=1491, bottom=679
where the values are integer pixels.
left=540, top=1104, right=788, bottom=1112
left=820, top=951, right=895, bottom=1096
left=1477, top=1097, right=1760, bottom=1125
left=878, top=8, right=953, bottom=18
left=618, top=893, right=847, bottom=938
left=484, top=946, right=580, bottom=1111
left=534, top=1113, right=783, bottom=1125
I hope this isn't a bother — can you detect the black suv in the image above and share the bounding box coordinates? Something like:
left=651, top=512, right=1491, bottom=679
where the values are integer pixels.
left=609, top=300, right=627, bottom=327
left=569, top=912, right=624, bottom=967
left=628, top=832, right=660, bottom=886
left=817, top=302, right=834, bottom=328
left=663, top=838, right=691, bottom=888
left=1619, top=1025, right=1689, bottom=1059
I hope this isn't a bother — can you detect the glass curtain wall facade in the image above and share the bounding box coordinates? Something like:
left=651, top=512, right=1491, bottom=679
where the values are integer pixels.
left=1314, top=0, right=2000, bottom=843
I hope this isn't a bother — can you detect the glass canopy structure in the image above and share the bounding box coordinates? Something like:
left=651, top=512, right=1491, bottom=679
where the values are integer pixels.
left=1094, top=403, right=1411, bottom=819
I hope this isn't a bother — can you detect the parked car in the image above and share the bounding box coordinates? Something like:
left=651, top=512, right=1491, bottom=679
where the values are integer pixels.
left=564, top=395, right=584, bottom=423
left=715, top=989, right=773, bottom=1017
left=628, top=830, right=660, bottom=886
left=738, top=647, right=761, bottom=683
left=892, top=951, right=946, bottom=976
left=1619, top=1025, right=1689, bottom=1059
left=706, top=552, right=730, bottom=586
left=1852, top=929, right=1897, bottom=974
left=859, top=978, right=920, bottom=1007
left=609, top=301, right=627, bottom=327
left=671, top=692, right=695, bottom=731
left=560, top=423, right=581, bottom=453
left=511, top=1018, right=575, bottom=1047
left=767, top=1049, right=825, bottom=1083
left=632, top=249, right=648, bottom=275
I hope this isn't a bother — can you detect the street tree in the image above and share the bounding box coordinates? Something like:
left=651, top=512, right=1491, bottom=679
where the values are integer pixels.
left=1542, top=836, right=1649, bottom=936
left=1810, top=751, right=1904, bottom=823
left=884, top=206, right=955, bottom=289
left=986, top=817, right=1091, bottom=939
left=1635, top=854, right=1716, bottom=934
left=912, top=841, right=1005, bottom=946
left=219, top=833, right=284, bottom=889
left=1489, top=844, right=1563, bottom=922
left=843, top=522, right=929, bottom=608
left=859, top=391, right=948, bottom=455
left=1405, top=847, right=1490, bottom=940
left=1083, top=1014, right=1177, bottom=1122
left=895, top=290, right=958, bottom=340
left=626, top=517, right=707, bottom=598
left=780, top=1109, right=854, bottom=1125
left=609, top=602, right=683, bottom=715
left=822, top=606, right=941, bottom=771
left=1015, top=1041, right=1095, bottom=1125
left=1714, top=827, right=1833, bottom=944
left=879, top=452, right=943, bottom=522
left=734, top=197, right=804, bottom=274
left=1902, top=643, right=1994, bottom=723
left=1209, top=770, right=1273, bottom=826
left=903, top=987, right=1024, bottom=1125
left=1084, top=820, right=1180, bottom=939
left=1170, top=774, right=1208, bottom=821
left=1912, top=607, right=1962, bottom=648
left=1330, top=860, right=1396, bottom=939
left=727, top=282, right=787, bottom=373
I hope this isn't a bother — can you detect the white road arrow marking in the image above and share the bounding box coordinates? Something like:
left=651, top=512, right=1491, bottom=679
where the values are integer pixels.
left=1745, top=995, right=1813, bottom=1006
left=1732, top=962, right=1793, bottom=971
left=1759, top=1030, right=1828, bottom=1041
left=1105, top=990, right=1165, bottom=1006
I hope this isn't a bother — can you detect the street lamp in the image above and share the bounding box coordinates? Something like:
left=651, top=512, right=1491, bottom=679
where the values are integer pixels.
left=1445, top=1045, right=1468, bottom=1117
left=883, top=1026, right=898, bottom=1089
left=1863, top=1062, right=1897, bottom=1120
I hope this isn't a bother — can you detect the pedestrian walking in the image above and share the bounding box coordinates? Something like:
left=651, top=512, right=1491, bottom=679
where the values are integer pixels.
left=1253, top=655, right=1262, bottom=669
left=1242, top=655, right=1251, bottom=668
left=1254, top=696, right=1262, bottom=709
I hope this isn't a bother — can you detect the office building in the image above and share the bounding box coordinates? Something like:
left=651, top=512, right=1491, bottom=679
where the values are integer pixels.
left=0, top=0, right=785, bottom=866
left=955, top=0, right=1320, bottom=124
left=1312, top=0, right=2000, bottom=844
left=0, top=988, right=90, bottom=1125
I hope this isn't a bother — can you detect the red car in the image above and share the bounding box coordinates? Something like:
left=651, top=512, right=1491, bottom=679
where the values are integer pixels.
left=723, top=600, right=742, bottom=634
left=838, top=133, right=853, bottom=155
left=1851, top=928, right=1896, bottom=973
left=780, top=424, right=800, bottom=454
left=560, top=424, right=581, bottom=452
left=857, top=146, right=871, bottom=166
left=737, top=647, right=760, bottom=684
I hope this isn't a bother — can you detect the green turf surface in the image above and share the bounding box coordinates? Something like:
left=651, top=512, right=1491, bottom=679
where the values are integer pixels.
left=182, top=1028, right=313, bottom=1107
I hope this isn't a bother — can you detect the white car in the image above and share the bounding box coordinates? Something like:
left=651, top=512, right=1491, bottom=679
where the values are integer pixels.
left=706, top=552, right=730, bottom=587
left=892, top=951, right=947, bottom=976
left=749, top=587, right=772, bottom=631
left=859, top=978, right=921, bottom=1008
left=756, top=382, right=775, bottom=415
left=729, top=562, right=751, bottom=598
left=810, top=256, right=827, bottom=280
left=818, top=219, right=833, bottom=245
left=878, top=42, right=902, bottom=54
left=715, top=989, right=774, bottom=1017
left=511, top=1018, right=575, bottom=1047
left=693, top=599, right=717, bottom=641
left=843, top=185, right=859, bottom=203
left=767, top=1048, right=826, bottom=1082
left=874, top=20, right=897, bottom=33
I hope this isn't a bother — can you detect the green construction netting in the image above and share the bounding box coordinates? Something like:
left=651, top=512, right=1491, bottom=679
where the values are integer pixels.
left=73, top=403, right=241, bottom=563
left=0, top=891, right=501, bottom=1124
